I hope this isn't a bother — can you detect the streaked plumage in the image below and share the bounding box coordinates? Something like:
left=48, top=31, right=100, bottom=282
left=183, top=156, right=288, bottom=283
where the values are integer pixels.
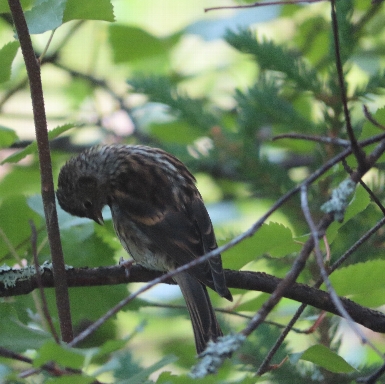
left=57, top=144, right=232, bottom=353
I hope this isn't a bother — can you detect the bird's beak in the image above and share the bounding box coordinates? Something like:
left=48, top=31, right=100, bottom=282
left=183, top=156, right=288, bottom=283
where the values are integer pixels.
left=92, top=210, right=104, bottom=225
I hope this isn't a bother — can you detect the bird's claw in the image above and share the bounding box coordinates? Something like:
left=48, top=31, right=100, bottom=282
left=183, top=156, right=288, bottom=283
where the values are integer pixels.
left=119, top=257, right=135, bottom=279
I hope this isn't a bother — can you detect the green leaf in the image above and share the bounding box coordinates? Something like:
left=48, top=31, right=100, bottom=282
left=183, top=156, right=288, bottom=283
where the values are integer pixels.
left=28, top=194, right=92, bottom=230
left=226, top=29, right=321, bottom=93
left=334, top=0, right=355, bottom=64
left=351, top=287, right=385, bottom=308
left=0, top=0, right=32, bottom=13
left=1, top=123, right=77, bottom=164
left=343, top=184, right=370, bottom=222
left=0, top=195, right=42, bottom=261
left=114, top=353, right=178, bottom=384
left=325, top=184, right=371, bottom=245
left=256, top=222, right=300, bottom=257
left=109, top=25, right=179, bottom=63
left=327, top=260, right=385, bottom=306
left=0, top=126, right=18, bottom=147
left=94, top=338, right=129, bottom=360
left=24, top=0, right=66, bottom=34
left=24, top=0, right=114, bottom=34
left=236, top=78, right=317, bottom=134
left=34, top=340, right=85, bottom=369
left=46, top=376, right=94, bottom=384
left=360, top=107, right=385, bottom=141
left=223, top=222, right=300, bottom=270
left=0, top=304, right=51, bottom=352
left=63, top=0, right=114, bottom=23
left=149, top=120, right=202, bottom=144
left=236, top=292, right=270, bottom=312
left=0, top=164, right=41, bottom=198
left=290, top=344, right=356, bottom=373
left=128, top=76, right=218, bottom=131
left=0, top=41, right=19, bottom=83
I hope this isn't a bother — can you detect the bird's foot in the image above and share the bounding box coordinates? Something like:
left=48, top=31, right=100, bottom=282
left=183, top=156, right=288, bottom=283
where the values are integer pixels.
left=119, top=257, right=135, bottom=279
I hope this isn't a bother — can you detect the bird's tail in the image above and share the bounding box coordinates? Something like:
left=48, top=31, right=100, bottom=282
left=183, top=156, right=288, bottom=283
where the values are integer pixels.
left=173, top=272, right=223, bottom=354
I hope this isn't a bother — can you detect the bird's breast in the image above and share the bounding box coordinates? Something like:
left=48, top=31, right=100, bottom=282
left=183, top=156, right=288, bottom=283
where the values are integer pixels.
left=110, top=205, right=170, bottom=272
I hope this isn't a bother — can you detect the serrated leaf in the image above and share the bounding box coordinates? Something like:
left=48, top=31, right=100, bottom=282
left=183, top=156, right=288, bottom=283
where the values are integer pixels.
left=257, top=222, right=299, bottom=257
left=23, top=0, right=114, bottom=34
left=0, top=41, right=19, bottom=83
left=34, top=340, right=85, bottom=369
left=63, top=0, right=114, bottom=23
left=327, top=260, right=385, bottom=306
left=290, top=344, right=356, bottom=373
left=223, top=222, right=300, bottom=270
left=1, top=123, right=77, bottom=164
left=0, top=126, right=18, bottom=147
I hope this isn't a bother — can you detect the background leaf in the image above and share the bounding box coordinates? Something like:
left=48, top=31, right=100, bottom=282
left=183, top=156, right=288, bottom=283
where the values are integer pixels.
left=290, top=344, right=356, bottom=373
left=0, top=41, right=19, bottom=83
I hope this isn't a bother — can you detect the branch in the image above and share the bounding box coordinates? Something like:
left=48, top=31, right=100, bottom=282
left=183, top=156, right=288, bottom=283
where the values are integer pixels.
left=7, top=0, right=72, bottom=341
left=258, top=215, right=385, bottom=374
left=1, top=265, right=385, bottom=334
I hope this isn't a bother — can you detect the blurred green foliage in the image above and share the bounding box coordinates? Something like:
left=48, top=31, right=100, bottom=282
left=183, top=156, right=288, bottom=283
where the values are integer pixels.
left=1, top=0, right=385, bottom=382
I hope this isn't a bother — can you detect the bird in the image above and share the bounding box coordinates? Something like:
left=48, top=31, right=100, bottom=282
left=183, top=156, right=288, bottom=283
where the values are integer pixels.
left=56, top=144, right=233, bottom=354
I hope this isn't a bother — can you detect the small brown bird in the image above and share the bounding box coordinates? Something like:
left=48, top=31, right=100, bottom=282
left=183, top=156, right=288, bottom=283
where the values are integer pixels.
left=56, top=144, right=232, bottom=353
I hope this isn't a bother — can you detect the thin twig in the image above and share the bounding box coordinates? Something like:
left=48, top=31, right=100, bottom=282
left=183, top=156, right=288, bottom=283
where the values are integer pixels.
left=364, top=105, right=385, bottom=131
left=5, top=133, right=385, bottom=347
left=256, top=133, right=385, bottom=373
left=0, top=224, right=45, bottom=263
left=146, top=302, right=308, bottom=334
left=0, top=346, right=81, bottom=378
left=300, top=185, right=385, bottom=360
left=29, top=220, right=59, bottom=343
left=38, top=30, right=55, bottom=63
left=0, top=227, right=22, bottom=264
left=342, top=158, right=385, bottom=216
left=330, top=0, right=367, bottom=171
left=357, top=363, right=385, bottom=384
left=258, top=215, right=385, bottom=374
left=273, top=133, right=350, bottom=147
left=205, top=0, right=323, bottom=13
left=240, top=214, right=333, bottom=339
left=256, top=300, right=307, bottom=375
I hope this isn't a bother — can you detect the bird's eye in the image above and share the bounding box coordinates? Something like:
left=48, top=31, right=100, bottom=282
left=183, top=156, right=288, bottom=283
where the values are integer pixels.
left=83, top=200, right=93, bottom=209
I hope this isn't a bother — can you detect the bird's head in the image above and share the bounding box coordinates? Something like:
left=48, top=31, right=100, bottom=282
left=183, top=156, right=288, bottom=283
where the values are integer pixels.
left=57, top=164, right=106, bottom=225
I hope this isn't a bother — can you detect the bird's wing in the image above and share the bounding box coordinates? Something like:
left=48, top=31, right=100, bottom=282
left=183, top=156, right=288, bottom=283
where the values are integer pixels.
left=115, top=192, right=231, bottom=300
